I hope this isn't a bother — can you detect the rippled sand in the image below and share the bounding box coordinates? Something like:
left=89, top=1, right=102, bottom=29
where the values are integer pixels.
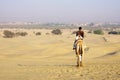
left=0, top=29, right=120, bottom=80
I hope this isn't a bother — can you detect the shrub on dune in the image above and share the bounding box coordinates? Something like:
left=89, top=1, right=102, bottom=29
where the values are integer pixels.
left=16, top=32, right=28, bottom=36
left=3, top=30, right=28, bottom=38
left=35, top=32, right=41, bottom=36
left=108, top=31, right=120, bottom=35
left=3, top=30, right=15, bottom=38
left=93, top=30, right=104, bottom=35
left=51, top=29, right=62, bottom=35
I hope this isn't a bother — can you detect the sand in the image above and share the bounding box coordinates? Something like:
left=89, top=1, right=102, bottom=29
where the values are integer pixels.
left=0, top=29, right=120, bottom=80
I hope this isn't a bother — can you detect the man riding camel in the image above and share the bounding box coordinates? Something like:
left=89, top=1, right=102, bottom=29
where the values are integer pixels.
left=73, top=27, right=84, bottom=50
left=73, top=27, right=84, bottom=67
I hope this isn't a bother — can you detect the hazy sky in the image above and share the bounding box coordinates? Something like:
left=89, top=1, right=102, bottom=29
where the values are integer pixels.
left=0, top=0, right=120, bottom=23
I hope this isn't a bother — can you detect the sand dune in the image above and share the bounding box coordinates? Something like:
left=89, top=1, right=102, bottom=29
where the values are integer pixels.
left=0, top=29, right=120, bottom=80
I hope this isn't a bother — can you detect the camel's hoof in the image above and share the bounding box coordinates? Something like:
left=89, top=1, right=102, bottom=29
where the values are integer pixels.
left=80, top=62, right=83, bottom=67
left=76, top=65, right=80, bottom=67
left=76, top=62, right=83, bottom=67
left=80, top=64, right=83, bottom=67
left=76, top=64, right=82, bottom=67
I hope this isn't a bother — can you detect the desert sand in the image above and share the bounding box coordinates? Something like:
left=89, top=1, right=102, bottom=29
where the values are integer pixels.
left=0, top=29, right=120, bottom=80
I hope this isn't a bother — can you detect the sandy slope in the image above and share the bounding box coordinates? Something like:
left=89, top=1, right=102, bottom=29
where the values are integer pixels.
left=0, top=29, right=120, bottom=80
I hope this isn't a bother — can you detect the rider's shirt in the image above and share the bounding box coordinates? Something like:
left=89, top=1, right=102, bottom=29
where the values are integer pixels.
left=76, top=30, right=84, bottom=39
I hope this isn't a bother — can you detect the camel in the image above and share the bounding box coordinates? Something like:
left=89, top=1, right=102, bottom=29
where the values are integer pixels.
left=75, top=39, right=84, bottom=67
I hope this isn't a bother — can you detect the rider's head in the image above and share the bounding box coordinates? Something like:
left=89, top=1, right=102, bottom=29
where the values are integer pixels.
left=79, top=27, right=82, bottom=30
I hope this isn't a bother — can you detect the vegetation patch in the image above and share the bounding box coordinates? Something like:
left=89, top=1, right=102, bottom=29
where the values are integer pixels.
left=3, top=30, right=15, bottom=38
left=35, top=32, right=41, bottom=36
left=108, top=31, right=120, bottom=35
left=93, top=30, right=104, bottom=35
left=51, top=29, right=62, bottom=35
left=3, top=30, right=28, bottom=38
left=16, top=32, right=28, bottom=36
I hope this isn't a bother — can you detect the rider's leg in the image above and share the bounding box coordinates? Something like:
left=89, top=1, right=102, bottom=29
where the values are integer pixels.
left=79, top=55, right=82, bottom=62
left=79, top=54, right=83, bottom=66
left=73, top=40, right=77, bottom=50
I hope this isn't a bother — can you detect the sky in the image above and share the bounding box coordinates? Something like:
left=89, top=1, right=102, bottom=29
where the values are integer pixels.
left=0, top=0, right=120, bottom=23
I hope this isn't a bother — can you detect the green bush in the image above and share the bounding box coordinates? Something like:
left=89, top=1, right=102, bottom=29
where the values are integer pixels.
left=3, top=30, right=15, bottom=38
left=93, top=30, right=104, bottom=35
left=51, top=29, right=62, bottom=35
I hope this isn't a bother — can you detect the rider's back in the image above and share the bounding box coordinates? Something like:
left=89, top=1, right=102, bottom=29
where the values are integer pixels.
left=76, top=30, right=84, bottom=38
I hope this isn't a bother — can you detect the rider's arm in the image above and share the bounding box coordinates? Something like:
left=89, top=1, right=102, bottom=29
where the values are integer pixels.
left=82, top=31, right=84, bottom=38
left=76, top=32, right=78, bottom=36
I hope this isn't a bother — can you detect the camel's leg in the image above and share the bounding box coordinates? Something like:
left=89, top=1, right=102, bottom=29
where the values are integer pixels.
left=80, top=44, right=83, bottom=67
left=77, top=55, right=83, bottom=67
left=76, top=45, right=80, bottom=67
left=80, top=55, right=83, bottom=66
left=77, top=55, right=80, bottom=67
